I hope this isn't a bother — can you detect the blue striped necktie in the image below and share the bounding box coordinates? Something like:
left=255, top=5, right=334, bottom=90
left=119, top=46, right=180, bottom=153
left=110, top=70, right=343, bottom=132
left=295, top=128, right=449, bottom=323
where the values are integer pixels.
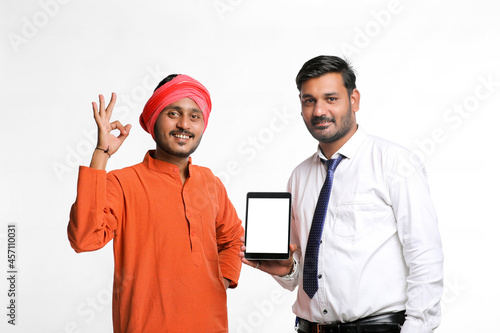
left=303, top=155, right=344, bottom=299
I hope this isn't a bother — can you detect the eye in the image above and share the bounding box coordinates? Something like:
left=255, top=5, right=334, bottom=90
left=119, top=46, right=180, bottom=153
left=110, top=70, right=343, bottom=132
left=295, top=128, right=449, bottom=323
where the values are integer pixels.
left=303, top=98, right=314, bottom=105
left=190, top=113, right=201, bottom=120
left=167, top=110, right=180, bottom=118
left=327, top=97, right=338, bottom=102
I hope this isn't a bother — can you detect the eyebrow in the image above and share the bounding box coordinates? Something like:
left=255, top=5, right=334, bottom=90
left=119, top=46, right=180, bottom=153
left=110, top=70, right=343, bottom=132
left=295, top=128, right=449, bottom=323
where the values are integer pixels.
left=167, top=106, right=202, bottom=113
left=301, top=92, right=340, bottom=99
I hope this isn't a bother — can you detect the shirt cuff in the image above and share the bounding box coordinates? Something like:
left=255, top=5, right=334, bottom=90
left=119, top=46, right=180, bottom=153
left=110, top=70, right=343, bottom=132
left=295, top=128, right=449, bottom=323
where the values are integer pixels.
left=401, top=316, right=434, bottom=333
left=276, top=258, right=298, bottom=280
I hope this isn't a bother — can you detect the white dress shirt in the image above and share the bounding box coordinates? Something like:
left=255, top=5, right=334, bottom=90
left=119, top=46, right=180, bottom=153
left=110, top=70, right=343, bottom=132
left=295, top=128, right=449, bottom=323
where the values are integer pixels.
left=274, top=127, right=443, bottom=333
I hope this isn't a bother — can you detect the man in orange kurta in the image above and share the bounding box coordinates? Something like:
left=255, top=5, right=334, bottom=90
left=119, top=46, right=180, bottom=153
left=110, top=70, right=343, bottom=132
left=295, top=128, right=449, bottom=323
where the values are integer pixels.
left=68, top=74, right=244, bottom=332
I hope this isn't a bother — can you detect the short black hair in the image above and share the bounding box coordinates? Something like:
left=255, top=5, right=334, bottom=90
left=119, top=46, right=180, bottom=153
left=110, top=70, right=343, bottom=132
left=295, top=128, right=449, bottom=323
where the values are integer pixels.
left=296, top=56, right=357, bottom=96
left=154, top=74, right=180, bottom=91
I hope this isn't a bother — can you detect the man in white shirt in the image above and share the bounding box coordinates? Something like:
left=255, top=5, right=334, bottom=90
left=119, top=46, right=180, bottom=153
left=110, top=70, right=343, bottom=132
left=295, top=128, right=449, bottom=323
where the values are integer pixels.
left=240, top=55, right=444, bottom=333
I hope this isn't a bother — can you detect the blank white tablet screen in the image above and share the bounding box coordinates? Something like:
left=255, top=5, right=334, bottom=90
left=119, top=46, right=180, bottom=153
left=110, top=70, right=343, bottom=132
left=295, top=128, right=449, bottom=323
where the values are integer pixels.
left=246, top=197, right=289, bottom=254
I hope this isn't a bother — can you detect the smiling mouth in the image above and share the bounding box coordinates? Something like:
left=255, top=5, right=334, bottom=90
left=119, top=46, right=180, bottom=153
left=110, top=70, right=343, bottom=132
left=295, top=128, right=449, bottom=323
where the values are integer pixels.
left=171, top=131, right=194, bottom=140
left=312, top=120, right=334, bottom=128
left=173, top=133, right=191, bottom=139
left=312, top=116, right=335, bottom=126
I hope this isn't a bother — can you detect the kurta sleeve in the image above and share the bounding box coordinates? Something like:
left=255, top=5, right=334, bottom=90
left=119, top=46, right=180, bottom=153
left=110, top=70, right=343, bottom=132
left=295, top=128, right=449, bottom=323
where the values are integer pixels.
left=68, top=166, right=123, bottom=253
left=214, top=178, right=244, bottom=288
left=388, top=151, right=444, bottom=333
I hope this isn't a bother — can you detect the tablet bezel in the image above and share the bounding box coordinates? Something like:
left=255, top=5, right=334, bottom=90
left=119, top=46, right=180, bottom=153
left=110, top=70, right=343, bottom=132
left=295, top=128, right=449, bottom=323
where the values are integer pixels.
left=244, top=192, right=291, bottom=260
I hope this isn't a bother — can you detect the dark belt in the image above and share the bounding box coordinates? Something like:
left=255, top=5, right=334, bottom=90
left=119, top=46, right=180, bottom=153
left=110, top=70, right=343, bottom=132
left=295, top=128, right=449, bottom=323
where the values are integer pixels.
left=297, top=311, right=406, bottom=333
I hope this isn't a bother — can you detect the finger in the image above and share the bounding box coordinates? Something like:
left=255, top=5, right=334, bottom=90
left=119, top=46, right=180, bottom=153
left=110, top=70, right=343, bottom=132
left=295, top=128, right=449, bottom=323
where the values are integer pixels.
left=111, top=120, right=126, bottom=134
left=109, top=120, right=125, bottom=132
left=116, top=125, right=131, bottom=143
left=123, top=124, right=132, bottom=134
left=241, top=258, right=257, bottom=267
left=105, top=92, right=117, bottom=121
left=109, top=121, right=131, bottom=143
left=98, top=94, right=106, bottom=116
left=92, top=101, right=99, bottom=120
left=114, top=123, right=132, bottom=136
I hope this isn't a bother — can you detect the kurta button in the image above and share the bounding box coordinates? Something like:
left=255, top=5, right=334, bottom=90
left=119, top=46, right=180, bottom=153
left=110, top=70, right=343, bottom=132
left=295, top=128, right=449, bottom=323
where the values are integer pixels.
left=323, top=309, right=327, bottom=314
left=318, top=274, right=322, bottom=279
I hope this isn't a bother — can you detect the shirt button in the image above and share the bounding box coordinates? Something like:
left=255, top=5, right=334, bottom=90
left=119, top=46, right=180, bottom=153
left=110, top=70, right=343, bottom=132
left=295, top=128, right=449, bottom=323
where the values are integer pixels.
left=323, top=309, right=328, bottom=314
left=318, top=274, right=322, bottom=279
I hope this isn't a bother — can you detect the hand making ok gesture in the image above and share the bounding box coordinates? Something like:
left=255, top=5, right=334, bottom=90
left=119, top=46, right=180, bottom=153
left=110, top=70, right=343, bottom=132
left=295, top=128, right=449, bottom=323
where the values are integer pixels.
left=90, top=93, right=131, bottom=169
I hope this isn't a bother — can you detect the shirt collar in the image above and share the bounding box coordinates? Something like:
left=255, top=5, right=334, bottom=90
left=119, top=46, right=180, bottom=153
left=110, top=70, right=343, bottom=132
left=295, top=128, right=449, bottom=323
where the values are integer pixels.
left=143, top=150, right=193, bottom=174
left=316, top=125, right=367, bottom=161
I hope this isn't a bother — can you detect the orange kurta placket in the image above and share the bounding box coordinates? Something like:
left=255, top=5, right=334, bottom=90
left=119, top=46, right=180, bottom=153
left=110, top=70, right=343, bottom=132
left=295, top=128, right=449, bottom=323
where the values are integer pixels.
left=183, top=182, right=203, bottom=267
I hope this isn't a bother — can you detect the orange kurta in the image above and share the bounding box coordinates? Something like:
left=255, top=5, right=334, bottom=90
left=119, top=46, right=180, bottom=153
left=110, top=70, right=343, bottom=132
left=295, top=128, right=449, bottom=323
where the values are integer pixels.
left=68, top=151, right=244, bottom=333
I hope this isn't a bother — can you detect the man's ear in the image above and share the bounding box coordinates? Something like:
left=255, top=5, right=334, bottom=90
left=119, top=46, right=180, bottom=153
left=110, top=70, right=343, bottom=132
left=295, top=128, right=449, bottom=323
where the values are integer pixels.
left=350, top=88, right=360, bottom=112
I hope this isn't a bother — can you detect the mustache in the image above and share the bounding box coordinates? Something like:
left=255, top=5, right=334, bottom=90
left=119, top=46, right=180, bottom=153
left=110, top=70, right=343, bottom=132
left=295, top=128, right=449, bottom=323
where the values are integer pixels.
left=311, top=115, right=335, bottom=125
left=170, top=129, right=195, bottom=137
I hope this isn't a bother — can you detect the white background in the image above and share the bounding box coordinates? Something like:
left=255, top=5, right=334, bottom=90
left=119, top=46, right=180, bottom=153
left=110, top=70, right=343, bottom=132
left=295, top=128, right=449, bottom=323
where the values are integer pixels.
left=1, top=0, right=499, bottom=332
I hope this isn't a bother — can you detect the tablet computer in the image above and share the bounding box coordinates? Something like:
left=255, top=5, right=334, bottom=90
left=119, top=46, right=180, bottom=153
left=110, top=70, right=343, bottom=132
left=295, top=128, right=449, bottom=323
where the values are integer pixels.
left=244, top=192, right=292, bottom=260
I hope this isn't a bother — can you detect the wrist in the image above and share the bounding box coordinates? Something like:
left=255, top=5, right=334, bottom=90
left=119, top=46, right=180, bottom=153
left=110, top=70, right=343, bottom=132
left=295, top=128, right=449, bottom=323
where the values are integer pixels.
left=90, top=149, right=110, bottom=170
left=95, top=146, right=111, bottom=158
left=281, top=258, right=297, bottom=277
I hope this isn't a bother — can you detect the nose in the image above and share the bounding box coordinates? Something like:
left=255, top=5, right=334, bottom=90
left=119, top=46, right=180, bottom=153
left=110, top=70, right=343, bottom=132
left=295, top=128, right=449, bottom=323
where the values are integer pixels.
left=312, top=100, right=327, bottom=117
left=176, top=114, right=190, bottom=129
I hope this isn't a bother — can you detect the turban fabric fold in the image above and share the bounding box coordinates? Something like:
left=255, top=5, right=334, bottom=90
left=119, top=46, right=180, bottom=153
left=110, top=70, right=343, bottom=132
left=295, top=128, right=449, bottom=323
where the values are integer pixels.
left=140, top=74, right=212, bottom=139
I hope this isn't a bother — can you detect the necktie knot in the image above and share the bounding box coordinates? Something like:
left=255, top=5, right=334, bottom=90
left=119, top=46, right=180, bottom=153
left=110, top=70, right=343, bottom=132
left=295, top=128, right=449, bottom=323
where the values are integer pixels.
left=325, top=155, right=344, bottom=172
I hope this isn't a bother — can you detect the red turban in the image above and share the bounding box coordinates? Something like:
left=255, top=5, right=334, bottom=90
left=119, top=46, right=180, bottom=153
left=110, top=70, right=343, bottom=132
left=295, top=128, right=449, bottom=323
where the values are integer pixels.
left=139, top=74, right=212, bottom=139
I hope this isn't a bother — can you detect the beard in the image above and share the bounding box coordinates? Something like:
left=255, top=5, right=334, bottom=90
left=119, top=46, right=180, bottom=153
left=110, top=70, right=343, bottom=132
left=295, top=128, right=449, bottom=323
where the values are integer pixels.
left=306, top=104, right=355, bottom=143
